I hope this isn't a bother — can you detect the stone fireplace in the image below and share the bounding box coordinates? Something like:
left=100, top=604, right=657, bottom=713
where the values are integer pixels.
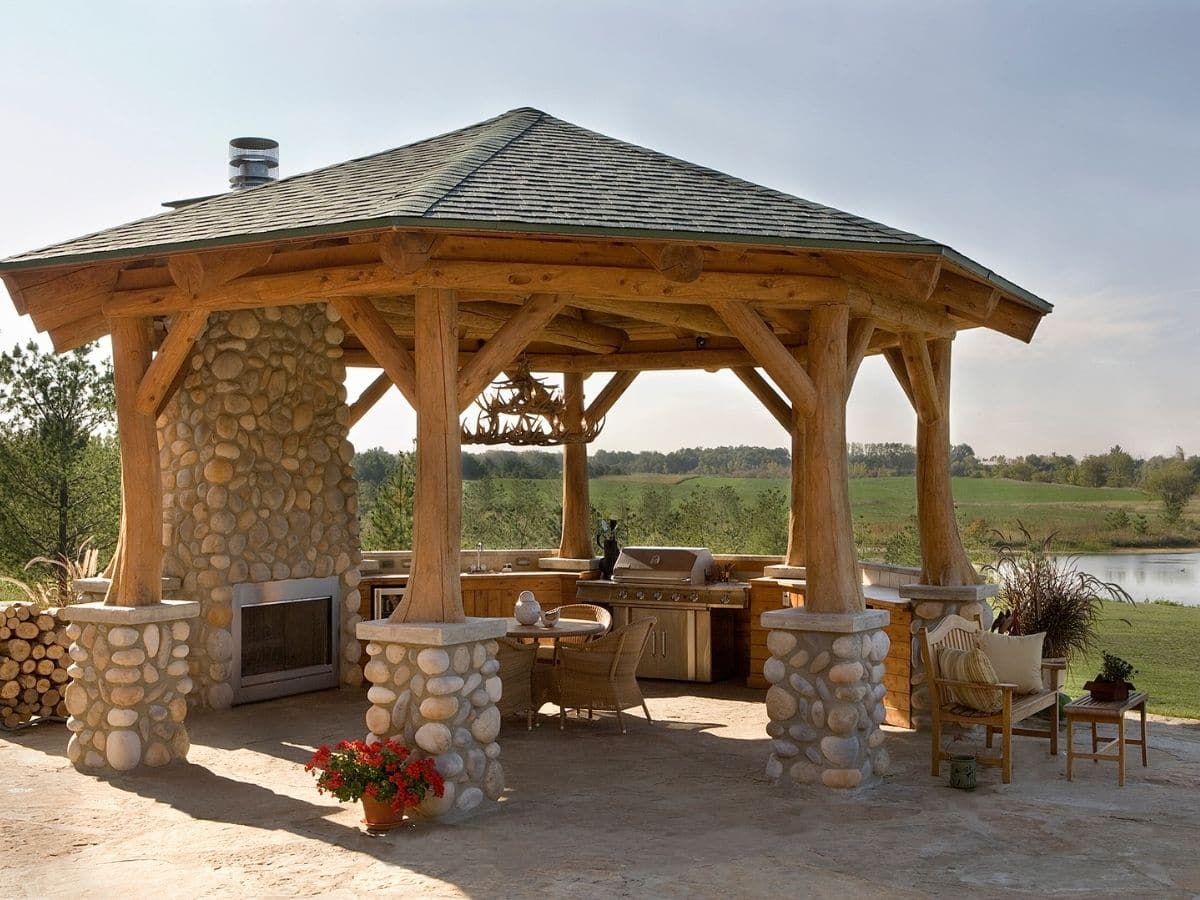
left=159, top=304, right=364, bottom=710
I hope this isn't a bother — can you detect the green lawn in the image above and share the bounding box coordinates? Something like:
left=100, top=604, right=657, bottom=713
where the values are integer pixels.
left=1063, top=602, right=1200, bottom=719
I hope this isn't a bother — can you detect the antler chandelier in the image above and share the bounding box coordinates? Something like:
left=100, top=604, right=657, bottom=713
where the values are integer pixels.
left=460, top=361, right=603, bottom=446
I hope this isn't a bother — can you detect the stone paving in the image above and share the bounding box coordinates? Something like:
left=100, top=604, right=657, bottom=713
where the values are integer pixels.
left=2, top=681, right=1198, bottom=898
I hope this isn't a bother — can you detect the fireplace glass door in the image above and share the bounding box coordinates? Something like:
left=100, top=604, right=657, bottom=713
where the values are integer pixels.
left=240, top=595, right=333, bottom=681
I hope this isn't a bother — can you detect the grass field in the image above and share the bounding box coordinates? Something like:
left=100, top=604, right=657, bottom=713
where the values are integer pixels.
left=502, top=474, right=1196, bottom=553
left=1063, top=602, right=1200, bottom=719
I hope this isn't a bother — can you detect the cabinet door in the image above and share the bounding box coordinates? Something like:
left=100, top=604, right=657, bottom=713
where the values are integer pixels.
left=633, top=607, right=693, bottom=680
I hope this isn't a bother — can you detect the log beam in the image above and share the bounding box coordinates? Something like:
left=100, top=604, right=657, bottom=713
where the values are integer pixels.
left=635, top=244, right=705, bottom=283
left=104, top=317, right=163, bottom=607
left=802, top=304, right=863, bottom=613
left=331, top=297, right=417, bottom=406
left=455, top=293, right=567, bottom=411
left=882, top=346, right=917, bottom=410
left=379, top=232, right=439, bottom=274
left=898, top=333, right=943, bottom=425
left=568, top=296, right=731, bottom=336
left=559, top=373, right=592, bottom=559
left=713, top=301, right=817, bottom=416
left=348, top=372, right=395, bottom=426
left=916, top=338, right=981, bottom=586
left=21, top=264, right=120, bottom=333
left=391, top=288, right=465, bottom=623
left=134, top=310, right=209, bottom=416
left=167, top=247, right=274, bottom=299
left=103, top=260, right=847, bottom=317
left=584, top=371, right=638, bottom=425
left=731, top=367, right=792, bottom=431
left=845, top=316, right=876, bottom=399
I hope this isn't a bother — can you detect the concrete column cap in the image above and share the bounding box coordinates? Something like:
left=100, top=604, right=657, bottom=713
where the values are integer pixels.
left=61, top=599, right=200, bottom=624
left=761, top=607, right=889, bottom=633
left=357, top=616, right=508, bottom=646
left=898, top=583, right=999, bottom=601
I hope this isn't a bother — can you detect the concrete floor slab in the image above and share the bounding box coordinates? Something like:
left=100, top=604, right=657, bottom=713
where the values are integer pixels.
left=2, top=681, right=1198, bottom=898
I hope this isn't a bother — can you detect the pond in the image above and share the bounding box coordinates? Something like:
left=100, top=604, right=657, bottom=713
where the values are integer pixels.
left=1065, top=551, right=1200, bottom=607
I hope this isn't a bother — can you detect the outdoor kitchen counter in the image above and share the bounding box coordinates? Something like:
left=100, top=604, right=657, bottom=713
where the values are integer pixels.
left=357, top=571, right=587, bottom=625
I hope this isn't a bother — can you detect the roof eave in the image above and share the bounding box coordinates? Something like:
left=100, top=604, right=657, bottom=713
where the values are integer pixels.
left=0, top=215, right=1052, bottom=315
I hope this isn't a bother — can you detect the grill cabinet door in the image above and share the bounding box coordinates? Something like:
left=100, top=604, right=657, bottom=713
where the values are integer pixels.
left=633, top=607, right=694, bottom=680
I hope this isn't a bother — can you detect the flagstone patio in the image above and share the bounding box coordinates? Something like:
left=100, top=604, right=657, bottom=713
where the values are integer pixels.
left=3, top=683, right=1198, bottom=898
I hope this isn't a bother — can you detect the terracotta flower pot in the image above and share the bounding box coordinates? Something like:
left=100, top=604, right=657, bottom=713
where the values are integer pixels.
left=361, top=795, right=406, bottom=831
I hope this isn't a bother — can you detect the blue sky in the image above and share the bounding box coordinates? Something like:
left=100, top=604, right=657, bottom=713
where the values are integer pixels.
left=1, top=1, right=1196, bottom=458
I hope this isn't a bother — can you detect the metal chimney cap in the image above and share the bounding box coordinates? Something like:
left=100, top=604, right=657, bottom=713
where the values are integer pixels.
left=229, top=136, right=280, bottom=154
left=229, top=137, right=279, bottom=190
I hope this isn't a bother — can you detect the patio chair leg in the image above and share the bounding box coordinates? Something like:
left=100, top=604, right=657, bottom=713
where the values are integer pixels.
left=930, top=714, right=942, bottom=777
left=559, top=704, right=566, bottom=731
left=1002, top=726, right=1012, bottom=784
left=616, top=708, right=627, bottom=734
left=985, top=726, right=994, bottom=749
left=641, top=699, right=652, bottom=722
left=1050, top=699, right=1059, bottom=756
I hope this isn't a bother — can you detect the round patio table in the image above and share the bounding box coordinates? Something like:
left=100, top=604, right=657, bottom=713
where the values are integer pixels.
left=505, top=617, right=604, bottom=642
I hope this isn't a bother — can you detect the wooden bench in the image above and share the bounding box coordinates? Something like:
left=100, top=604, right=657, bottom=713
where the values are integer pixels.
left=920, top=614, right=1062, bottom=784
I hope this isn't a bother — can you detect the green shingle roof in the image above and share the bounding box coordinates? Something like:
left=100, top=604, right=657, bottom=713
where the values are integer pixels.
left=0, top=108, right=1049, bottom=311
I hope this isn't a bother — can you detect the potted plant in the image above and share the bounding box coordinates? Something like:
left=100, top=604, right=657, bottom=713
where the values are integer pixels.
left=306, top=738, right=444, bottom=831
left=984, top=525, right=1133, bottom=690
left=1083, top=651, right=1138, bottom=703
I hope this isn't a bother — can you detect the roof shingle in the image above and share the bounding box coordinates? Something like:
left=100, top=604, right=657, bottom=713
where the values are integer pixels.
left=1, top=108, right=939, bottom=268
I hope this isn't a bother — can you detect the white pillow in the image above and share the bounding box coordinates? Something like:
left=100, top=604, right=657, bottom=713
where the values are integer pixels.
left=977, top=631, right=1045, bottom=694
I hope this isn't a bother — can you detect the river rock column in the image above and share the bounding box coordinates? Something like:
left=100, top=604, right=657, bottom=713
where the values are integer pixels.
left=899, top=583, right=997, bottom=728
left=761, top=608, right=891, bottom=790
left=357, top=617, right=507, bottom=822
left=61, top=600, right=200, bottom=772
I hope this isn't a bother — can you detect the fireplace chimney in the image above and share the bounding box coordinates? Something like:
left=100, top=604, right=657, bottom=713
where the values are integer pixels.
left=228, top=137, right=279, bottom=189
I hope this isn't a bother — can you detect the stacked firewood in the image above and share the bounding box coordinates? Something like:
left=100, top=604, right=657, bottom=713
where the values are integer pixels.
left=0, top=603, right=70, bottom=729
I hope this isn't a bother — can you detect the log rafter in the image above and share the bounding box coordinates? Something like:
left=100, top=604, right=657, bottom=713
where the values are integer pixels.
left=348, top=372, right=395, bottom=425
left=331, top=296, right=417, bottom=406
left=455, top=293, right=567, bottom=411
left=713, top=301, right=817, bottom=417
left=584, top=371, right=638, bottom=425
left=731, top=367, right=792, bottom=431
left=134, top=309, right=209, bottom=416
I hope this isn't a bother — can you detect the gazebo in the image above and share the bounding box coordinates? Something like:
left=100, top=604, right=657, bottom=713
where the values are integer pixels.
left=0, top=108, right=1049, bottom=809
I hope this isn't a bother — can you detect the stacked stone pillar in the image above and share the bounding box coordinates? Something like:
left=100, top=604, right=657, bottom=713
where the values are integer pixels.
left=899, top=583, right=997, bottom=728
left=61, top=600, right=199, bottom=772
left=762, top=608, right=891, bottom=790
left=357, top=617, right=507, bottom=822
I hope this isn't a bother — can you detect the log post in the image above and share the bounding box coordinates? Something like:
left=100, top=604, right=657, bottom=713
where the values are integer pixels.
left=104, top=317, right=163, bottom=607
left=786, top=417, right=806, bottom=567
left=559, top=373, right=592, bottom=559
left=392, top=288, right=465, bottom=623
left=915, top=337, right=981, bottom=586
left=802, top=304, right=863, bottom=613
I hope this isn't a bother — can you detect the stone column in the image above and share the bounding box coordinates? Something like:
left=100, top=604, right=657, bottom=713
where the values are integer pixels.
left=900, top=583, right=998, bottom=728
left=61, top=600, right=200, bottom=772
left=761, top=608, right=891, bottom=790
left=357, top=617, right=508, bottom=822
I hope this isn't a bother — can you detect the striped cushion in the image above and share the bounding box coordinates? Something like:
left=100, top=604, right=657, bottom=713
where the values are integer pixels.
left=937, top=647, right=1002, bottom=712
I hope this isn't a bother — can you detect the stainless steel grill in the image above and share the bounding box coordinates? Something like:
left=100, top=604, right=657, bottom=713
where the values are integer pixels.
left=575, top=547, right=748, bottom=682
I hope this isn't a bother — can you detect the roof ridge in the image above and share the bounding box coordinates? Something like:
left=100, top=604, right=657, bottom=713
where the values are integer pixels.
left=406, top=109, right=547, bottom=216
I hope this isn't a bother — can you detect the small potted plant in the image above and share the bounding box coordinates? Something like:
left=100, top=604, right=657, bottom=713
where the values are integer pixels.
left=1083, top=651, right=1137, bottom=703
left=306, top=738, right=445, bottom=831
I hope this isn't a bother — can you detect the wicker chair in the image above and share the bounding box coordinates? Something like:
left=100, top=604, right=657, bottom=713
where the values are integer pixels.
left=536, top=602, right=613, bottom=661
left=555, top=617, right=656, bottom=734
left=495, top=637, right=538, bottom=731
left=919, top=614, right=1062, bottom=784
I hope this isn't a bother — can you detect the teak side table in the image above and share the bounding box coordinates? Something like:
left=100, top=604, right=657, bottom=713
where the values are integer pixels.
left=1065, top=691, right=1148, bottom=786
